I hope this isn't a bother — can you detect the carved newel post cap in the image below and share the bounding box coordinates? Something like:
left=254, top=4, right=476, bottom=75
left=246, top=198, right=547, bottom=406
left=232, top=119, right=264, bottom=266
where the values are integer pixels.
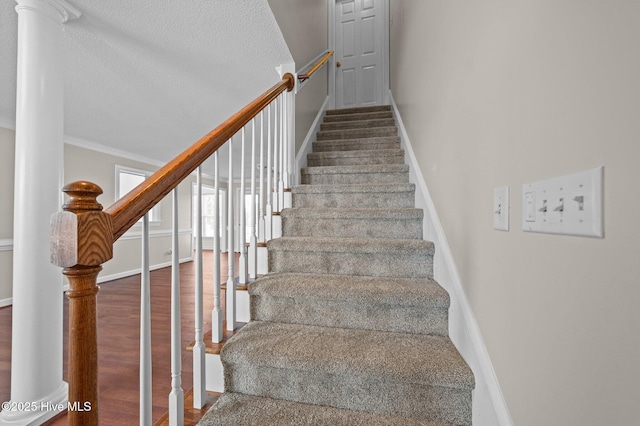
left=62, top=181, right=104, bottom=212
left=51, top=181, right=113, bottom=268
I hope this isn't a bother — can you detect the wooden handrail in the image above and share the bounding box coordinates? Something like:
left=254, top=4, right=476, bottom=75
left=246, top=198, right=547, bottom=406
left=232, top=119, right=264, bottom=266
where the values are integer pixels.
left=297, top=50, right=334, bottom=82
left=106, top=72, right=295, bottom=241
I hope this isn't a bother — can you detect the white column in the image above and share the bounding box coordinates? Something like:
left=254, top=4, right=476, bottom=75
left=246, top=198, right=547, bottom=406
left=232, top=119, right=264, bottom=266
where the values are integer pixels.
left=1, top=1, right=79, bottom=425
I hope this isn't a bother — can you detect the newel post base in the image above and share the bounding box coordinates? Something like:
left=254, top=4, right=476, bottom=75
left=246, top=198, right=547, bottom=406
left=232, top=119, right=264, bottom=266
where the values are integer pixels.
left=51, top=181, right=114, bottom=425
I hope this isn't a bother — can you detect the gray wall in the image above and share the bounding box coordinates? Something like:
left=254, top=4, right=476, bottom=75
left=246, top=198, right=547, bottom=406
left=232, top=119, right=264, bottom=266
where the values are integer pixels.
left=268, top=0, right=329, bottom=153
left=390, top=1, right=640, bottom=424
left=0, top=127, right=14, bottom=303
left=0, top=130, right=204, bottom=304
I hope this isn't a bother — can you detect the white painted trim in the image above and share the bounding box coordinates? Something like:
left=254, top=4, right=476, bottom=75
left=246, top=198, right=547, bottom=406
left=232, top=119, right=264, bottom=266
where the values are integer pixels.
left=327, top=0, right=336, bottom=109
left=389, top=91, right=514, bottom=426
left=119, top=228, right=192, bottom=241
left=97, top=256, right=193, bottom=284
left=0, top=297, right=12, bottom=308
left=65, top=135, right=166, bottom=168
left=295, top=96, right=329, bottom=185
left=0, top=239, right=13, bottom=251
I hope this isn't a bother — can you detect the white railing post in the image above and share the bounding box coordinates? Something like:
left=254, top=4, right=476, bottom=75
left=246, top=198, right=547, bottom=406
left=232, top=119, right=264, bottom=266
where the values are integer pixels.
left=193, top=167, right=206, bottom=408
left=212, top=152, right=223, bottom=343
left=169, top=188, right=184, bottom=426
left=273, top=97, right=280, bottom=213
left=265, top=104, right=273, bottom=241
left=239, top=128, right=248, bottom=284
left=227, top=139, right=236, bottom=331
left=249, top=119, right=258, bottom=279
left=278, top=94, right=285, bottom=211
left=258, top=111, right=265, bottom=242
left=140, top=214, right=152, bottom=425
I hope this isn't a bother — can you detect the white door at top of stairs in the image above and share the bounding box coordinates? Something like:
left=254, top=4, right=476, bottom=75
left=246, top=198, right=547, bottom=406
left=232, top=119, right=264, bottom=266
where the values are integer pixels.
left=333, top=0, right=388, bottom=109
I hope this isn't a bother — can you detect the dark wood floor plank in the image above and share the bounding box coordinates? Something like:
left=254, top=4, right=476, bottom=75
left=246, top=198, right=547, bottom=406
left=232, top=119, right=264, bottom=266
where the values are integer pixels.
left=1, top=251, right=234, bottom=425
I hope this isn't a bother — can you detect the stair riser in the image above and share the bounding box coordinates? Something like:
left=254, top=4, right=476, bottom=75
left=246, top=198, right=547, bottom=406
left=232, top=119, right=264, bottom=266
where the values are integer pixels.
left=251, top=296, right=448, bottom=336
left=301, top=171, right=409, bottom=185
left=268, top=250, right=433, bottom=279
left=307, top=154, right=404, bottom=167
left=312, top=139, right=400, bottom=152
left=320, top=118, right=396, bottom=131
left=326, top=105, right=391, bottom=115
left=293, top=191, right=415, bottom=209
left=282, top=216, right=422, bottom=239
left=317, top=127, right=397, bottom=141
left=223, top=364, right=472, bottom=425
left=323, top=111, right=393, bottom=122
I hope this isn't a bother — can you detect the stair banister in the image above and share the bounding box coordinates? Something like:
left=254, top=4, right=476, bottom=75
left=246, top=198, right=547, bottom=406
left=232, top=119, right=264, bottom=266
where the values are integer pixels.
left=265, top=103, right=273, bottom=240
left=226, top=136, right=236, bottom=332
left=105, top=74, right=295, bottom=241
left=50, top=74, right=294, bottom=424
left=249, top=118, right=258, bottom=279
left=239, top=128, right=248, bottom=284
left=258, top=111, right=265, bottom=242
left=169, top=187, right=184, bottom=425
left=140, top=213, right=152, bottom=423
left=212, top=152, right=223, bottom=343
left=193, top=167, right=206, bottom=408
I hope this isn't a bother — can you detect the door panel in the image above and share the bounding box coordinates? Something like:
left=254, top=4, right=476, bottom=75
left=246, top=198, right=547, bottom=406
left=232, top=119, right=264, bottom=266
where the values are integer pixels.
left=335, top=0, right=385, bottom=108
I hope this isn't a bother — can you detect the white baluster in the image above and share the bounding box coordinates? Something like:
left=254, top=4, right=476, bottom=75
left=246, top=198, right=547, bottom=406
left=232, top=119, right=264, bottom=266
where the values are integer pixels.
left=169, top=188, right=184, bottom=426
left=140, top=214, right=152, bottom=425
left=239, top=127, right=248, bottom=284
left=283, top=92, right=290, bottom=191
left=273, top=98, right=280, bottom=213
left=212, top=152, right=223, bottom=343
left=249, top=118, right=258, bottom=280
left=258, top=111, right=265, bottom=242
left=278, top=94, right=285, bottom=211
left=265, top=104, right=273, bottom=241
left=227, top=139, right=236, bottom=331
left=193, top=167, right=206, bottom=408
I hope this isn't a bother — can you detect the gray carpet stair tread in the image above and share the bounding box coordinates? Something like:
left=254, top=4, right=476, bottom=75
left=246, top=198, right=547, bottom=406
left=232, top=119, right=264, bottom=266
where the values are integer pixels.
left=200, top=393, right=452, bottom=426
left=312, top=135, right=400, bottom=148
left=281, top=207, right=422, bottom=220
left=301, top=164, right=409, bottom=176
left=222, top=321, right=475, bottom=391
left=326, top=105, right=391, bottom=115
left=268, top=236, right=434, bottom=256
left=307, top=148, right=403, bottom=159
left=321, top=117, right=396, bottom=131
left=293, top=183, right=414, bottom=194
left=250, top=272, right=449, bottom=308
left=323, top=110, right=394, bottom=122
left=317, top=127, right=398, bottom=141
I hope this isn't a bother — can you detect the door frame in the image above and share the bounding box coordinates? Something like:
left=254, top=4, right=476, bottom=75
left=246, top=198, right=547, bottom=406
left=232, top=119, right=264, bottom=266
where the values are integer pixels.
left=327, top=0, right=390, bottom=109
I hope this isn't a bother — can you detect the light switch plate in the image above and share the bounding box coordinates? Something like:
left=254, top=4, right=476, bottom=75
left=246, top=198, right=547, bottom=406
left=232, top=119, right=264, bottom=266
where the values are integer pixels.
left=493, top=186, right=509, bottom=231
left=522, top=167, right=603, bottom=237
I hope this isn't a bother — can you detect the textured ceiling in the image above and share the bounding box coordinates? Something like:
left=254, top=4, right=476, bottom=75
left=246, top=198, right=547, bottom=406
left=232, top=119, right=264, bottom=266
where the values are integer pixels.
left=0, top=0, right=293, bottom=176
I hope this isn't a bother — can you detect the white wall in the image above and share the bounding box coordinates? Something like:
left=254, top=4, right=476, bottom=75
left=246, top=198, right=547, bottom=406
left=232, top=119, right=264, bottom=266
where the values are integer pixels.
left=390, top=1, right=640, bottom=425
left=268, top=0, right=328, bottom=153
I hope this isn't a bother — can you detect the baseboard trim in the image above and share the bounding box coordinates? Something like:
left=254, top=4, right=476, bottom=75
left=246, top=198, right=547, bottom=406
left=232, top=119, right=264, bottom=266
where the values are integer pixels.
left=97, top=256, right=193, bottom=284
left=389, top=91, right=514, bottom=426
left=0, top=297, right=12, bottom=308
left=295, top=96, right=329, bottom=185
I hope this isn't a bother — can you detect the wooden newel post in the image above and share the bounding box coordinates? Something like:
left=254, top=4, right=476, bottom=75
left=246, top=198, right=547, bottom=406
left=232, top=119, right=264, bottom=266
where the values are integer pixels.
left=50, top=181, right=114, bottom=425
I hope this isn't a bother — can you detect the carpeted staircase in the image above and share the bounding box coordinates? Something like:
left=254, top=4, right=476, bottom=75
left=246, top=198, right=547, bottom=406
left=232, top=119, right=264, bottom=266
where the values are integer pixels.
left=199, top=105, right=475, bottom=425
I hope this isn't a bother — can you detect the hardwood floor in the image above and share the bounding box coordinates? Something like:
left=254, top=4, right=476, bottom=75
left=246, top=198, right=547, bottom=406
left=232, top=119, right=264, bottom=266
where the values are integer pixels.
left=0, top=251, right=238, bottom=425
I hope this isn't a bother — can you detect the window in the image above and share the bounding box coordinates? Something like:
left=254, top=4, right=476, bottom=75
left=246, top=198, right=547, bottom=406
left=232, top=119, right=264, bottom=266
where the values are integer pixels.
left=193, top=184, right=226, bottom=243
left=115, top=166, right=161, bottom=223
